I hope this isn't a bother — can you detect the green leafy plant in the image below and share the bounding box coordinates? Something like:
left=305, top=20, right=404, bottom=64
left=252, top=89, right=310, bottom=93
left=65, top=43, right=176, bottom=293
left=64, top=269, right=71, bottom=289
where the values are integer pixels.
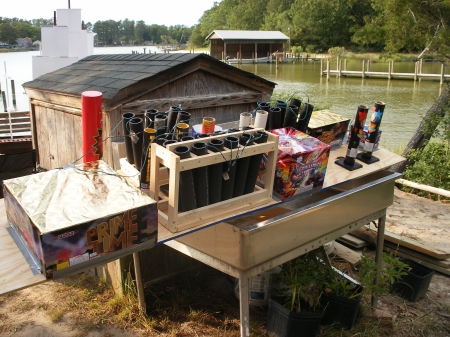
left=272, top=249, right=327, bottom=313
left=323, top=251, right=410, bottom=299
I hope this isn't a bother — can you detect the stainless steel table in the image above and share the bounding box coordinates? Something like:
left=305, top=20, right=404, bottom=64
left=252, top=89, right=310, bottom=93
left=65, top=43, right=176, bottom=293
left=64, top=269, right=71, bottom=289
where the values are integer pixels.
left=163, top=147, right=405, bottom=337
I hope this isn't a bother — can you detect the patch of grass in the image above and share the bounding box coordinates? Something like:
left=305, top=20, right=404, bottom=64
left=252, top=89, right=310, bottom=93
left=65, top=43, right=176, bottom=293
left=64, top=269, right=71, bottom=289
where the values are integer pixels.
left=48, top=307, right=64, bottom=323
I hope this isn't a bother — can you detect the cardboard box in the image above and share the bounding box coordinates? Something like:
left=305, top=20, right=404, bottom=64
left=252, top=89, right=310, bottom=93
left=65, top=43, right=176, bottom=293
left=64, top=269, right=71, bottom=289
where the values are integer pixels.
left=258, top=127, right=331, bottom=201
left=307, top=110, right=350, bottom=147
left=3, top=160, right=158, bottom=279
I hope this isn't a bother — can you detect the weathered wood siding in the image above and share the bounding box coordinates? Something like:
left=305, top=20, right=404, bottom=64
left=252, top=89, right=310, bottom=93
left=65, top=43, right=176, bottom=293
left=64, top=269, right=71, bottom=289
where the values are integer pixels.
left=32, top=100, right=82, bottom=170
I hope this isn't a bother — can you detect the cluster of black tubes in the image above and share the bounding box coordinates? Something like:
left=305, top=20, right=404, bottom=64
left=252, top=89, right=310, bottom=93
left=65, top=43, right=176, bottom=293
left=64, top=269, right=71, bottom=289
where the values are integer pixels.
left=122, top=106, right=270, bottom=213
left=258, top=96, right=315, bottom=133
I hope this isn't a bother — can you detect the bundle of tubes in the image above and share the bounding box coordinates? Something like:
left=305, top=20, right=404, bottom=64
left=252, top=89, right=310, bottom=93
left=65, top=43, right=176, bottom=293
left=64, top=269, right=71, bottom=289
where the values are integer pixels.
left=251, top=95, right=314, bottom=133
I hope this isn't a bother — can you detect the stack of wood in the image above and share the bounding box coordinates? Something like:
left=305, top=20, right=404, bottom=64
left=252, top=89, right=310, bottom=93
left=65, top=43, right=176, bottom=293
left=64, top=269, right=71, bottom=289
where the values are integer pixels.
left=332, top=225, right=450, bottom=276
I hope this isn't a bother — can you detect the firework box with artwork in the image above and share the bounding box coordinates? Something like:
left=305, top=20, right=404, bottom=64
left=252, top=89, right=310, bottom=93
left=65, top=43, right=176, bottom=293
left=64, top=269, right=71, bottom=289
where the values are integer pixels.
left=306, top=110, right=350, bottom=147
left=258, top=127, right=331, bottom=201
left=2, top=160, right=158, bottom=279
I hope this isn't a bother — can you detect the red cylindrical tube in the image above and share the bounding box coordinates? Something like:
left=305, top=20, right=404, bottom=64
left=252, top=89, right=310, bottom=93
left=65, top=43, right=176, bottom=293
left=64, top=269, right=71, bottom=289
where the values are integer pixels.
left=81, top=91, right=103, bottom=163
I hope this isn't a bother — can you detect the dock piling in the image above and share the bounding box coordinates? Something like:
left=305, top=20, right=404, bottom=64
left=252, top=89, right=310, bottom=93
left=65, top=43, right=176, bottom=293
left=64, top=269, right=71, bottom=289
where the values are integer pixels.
left=441, top=63, right=445, bottom=85
left=362, top=60, right=365, bottom=78
left=327, top=59, right=330, bottom=81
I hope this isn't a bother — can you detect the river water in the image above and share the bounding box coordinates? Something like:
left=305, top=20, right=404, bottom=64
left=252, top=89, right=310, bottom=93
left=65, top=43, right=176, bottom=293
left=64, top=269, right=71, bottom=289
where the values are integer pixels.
left=0, top=46, right=445, bottom=151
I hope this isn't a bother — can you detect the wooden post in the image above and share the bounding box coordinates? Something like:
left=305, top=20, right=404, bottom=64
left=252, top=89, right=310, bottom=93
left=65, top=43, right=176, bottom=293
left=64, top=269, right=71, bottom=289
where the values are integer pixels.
left=414, top=62, right=418, bottom=81
left=255, top=43, right=258, bottom=60
left=224, top=42, right=227, bottom=61
left=344, top=59, right=347, bottom=71
left=239, top=44, right=242, bottom=64
left=133, top=252, right=146, bottom=310
left=320, top=58, right=323, bottom=75
left=222, top=51, right=224, bottom=61
left=237, top=52, right=240, bottom=64
left=252, top=52, right=255, bottom=63
left=327, top=59, right=330, bottom=81
left=339, top=59, right=342, bottom=77
left=388, top=61, right=392, bottom=79
left=392, top=60, right=394, bottom=73
left=420, top=58, right=423, bottom=74
left=367, top=60, right=370, bottom=72
left=440, top=63, right=445, bottom=85
left=362, top=60, right=365, bottom=78
left=276, top=53, right=278, bottom=68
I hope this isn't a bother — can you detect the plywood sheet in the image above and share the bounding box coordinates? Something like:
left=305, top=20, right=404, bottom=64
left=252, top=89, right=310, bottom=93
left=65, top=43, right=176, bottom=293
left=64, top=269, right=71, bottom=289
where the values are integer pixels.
left=0, top=203, right=47, bottom=295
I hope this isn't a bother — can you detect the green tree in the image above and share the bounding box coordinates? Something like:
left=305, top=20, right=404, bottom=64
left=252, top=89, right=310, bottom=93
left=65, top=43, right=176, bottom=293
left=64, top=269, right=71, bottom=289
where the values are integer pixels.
left=120, top=19, right=135, bottom=44
left=0, top=23, right=18, bottom=44
left=134, top=20, right=147, bottom=44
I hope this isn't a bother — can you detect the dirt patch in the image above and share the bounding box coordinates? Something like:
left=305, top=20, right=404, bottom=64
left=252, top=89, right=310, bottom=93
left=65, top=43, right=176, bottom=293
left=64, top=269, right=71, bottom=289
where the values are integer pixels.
left=0, top=188, right=449, bottom=336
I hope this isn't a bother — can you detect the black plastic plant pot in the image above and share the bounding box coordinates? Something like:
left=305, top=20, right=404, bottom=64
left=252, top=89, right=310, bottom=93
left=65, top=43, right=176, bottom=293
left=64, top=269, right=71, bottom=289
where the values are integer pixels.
left=173, top=146, right=197, bottom=212
left=269, top=107, right=283, bottom=130
left=295, top=103, right=314, bottom=133
left=221, top=136, right=239, bottom=201
left=129, top=117, right=144, bottom=171
left=266, top=297, right=324, bottom=337
left=283, top=105, right=299, bottom=128
left=244, top=131, right=268, bottom=194
left=233, top=133, right=254, bottom=197
left=144, top=109, right=159, bottom=128
left=191, top=142, right=209, bottom=207
left=392, top=259, right=435, bottom=302
left=320, top=289, right=363, bottom=330
left=207, top=139, right=224, bottom=204
left=122, top=112, right=135, bottom=165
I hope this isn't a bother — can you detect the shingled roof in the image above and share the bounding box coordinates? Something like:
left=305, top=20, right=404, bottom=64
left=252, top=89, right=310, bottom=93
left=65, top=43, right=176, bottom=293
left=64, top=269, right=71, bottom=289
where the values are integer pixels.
left=24, top=53, right=271, bottom=101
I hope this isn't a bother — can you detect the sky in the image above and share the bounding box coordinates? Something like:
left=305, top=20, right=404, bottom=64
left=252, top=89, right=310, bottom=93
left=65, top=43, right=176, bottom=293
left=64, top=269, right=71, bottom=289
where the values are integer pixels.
left=1, top=0, right=220, bottom=27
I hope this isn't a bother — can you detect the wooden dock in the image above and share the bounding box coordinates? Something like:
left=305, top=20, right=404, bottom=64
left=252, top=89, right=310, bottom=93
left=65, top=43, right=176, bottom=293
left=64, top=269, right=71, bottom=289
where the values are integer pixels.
left=321, top=57, right=448, bottom=84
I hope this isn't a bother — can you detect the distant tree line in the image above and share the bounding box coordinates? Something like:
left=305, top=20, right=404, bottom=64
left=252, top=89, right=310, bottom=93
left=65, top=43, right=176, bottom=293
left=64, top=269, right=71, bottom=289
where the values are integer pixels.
left=190, top=0, right=450, bottom=55
left=0, top=17, right=52, bottom=44
left=92, top=20, right=193, bottom=46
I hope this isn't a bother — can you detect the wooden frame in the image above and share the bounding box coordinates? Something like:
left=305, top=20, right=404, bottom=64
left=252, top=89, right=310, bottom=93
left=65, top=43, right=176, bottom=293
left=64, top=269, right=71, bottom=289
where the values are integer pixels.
left=149, top=129, right=279, bottom=233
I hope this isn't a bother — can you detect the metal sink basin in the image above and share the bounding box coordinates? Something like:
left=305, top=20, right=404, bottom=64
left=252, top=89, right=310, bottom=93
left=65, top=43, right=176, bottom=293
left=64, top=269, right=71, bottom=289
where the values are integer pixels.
left=176, top=170, right=401, bottom=270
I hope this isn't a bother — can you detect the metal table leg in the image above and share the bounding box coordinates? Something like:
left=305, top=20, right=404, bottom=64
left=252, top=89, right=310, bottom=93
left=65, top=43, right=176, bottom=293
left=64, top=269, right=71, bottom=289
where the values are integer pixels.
left=371, top=214, right=386, bottom=308
left=238, top=270, right=251, bottom=337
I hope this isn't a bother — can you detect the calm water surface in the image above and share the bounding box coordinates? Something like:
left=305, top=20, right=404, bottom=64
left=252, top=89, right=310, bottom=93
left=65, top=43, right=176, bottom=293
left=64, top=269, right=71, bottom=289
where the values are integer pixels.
left=1, top=47, right=445, bottom=151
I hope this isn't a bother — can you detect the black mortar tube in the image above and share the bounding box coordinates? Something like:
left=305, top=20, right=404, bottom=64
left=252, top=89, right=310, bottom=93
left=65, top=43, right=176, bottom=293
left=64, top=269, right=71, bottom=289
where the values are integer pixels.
left=207, top=138, right=224, bottom=204
left=221, top=136, right=239, bottom=201
left=276, top=100, right=287, bottom=128
left=144, top=109, right=159, bottom=128
left=122, top=112, right=135, bottom=164
left=191, top=142, right=209, bottom=207
left=243, top=131, right=269, bottom=194
left=233, top=133, right=254, bottom=197
left=283, top=105, right=299, bottom=128
left=129, top=117, right=144, bottom=171
left=295, top=103, right=314, bottom=133
left=269, top=106, right=282, bottom=130
left=173, top=146, right=197, bottom=212
left=167, top=106, right=180, bottom=134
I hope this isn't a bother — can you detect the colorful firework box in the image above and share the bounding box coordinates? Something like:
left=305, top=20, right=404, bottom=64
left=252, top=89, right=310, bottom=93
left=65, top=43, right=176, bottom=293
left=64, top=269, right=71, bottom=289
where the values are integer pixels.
left=306, top=110, right=350, bottom=147
left=3, top=160, right=158, bottom=279
left=258, top=127, right=331, bottom=201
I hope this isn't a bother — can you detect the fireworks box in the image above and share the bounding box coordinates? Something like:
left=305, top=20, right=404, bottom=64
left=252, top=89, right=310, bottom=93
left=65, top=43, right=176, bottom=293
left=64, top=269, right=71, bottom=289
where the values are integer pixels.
left=258, top=127, right=331, bottom=201
left=306, top=110, right=350, bottom=147
left=2, top=160, right=158, bottom=279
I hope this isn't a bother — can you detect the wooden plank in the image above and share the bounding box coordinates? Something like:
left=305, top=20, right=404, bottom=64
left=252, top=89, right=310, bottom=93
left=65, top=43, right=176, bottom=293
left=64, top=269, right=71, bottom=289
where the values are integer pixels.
left=0, top=203, right=47, bottom=295
left=111, top=141, right=126, bottom=171
left=337, top=234, right=371, bottom=248
left=31, top=99, right=82, bottom=116
left=324, top=147, right=405, bottom=188
left=332, top=242, right=362, bottom=267
left=24, top=89, right=81, bottom=110
left=395, top=178, right=450, bottom=198
left=383, top=246, right=450, bottom=276
left=123, top=92, right=263, bottom=111
left=351, top=226, right=450, bottom=260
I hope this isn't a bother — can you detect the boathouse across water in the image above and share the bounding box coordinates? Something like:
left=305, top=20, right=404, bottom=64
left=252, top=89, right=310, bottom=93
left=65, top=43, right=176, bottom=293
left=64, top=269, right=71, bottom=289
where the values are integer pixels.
left=206, top=30, right=289, bottom=61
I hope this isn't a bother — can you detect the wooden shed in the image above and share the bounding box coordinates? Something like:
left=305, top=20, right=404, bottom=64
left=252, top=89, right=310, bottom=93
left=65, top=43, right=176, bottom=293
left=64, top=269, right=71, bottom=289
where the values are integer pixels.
left=23, top=53, right=276, bottom=170
left=206, top=30, right=290, bottom=61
